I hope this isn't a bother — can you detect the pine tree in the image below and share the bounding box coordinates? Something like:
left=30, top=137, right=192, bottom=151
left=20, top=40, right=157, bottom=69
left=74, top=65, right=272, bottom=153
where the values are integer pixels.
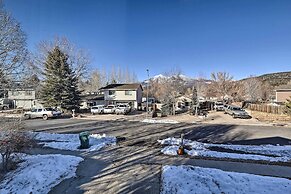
left=41, top=47, right=80, bottom=110
left=285, top=96, right=291, bottom=115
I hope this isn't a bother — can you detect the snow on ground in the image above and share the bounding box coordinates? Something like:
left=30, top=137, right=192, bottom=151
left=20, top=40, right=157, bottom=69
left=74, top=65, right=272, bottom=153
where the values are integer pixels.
left=141, top=119, right=179, bottom=124
left=158, top=137, right=291, bottom=162
left=0, top=154, right=83, bottom=194
left=32, top=132, right=116, bottom=151
left=161, top=165, right=291, bottom=194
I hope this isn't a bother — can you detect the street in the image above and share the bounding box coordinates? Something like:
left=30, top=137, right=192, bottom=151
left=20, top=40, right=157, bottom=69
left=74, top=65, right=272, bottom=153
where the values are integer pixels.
left=21, top=115, right=291, bottom=194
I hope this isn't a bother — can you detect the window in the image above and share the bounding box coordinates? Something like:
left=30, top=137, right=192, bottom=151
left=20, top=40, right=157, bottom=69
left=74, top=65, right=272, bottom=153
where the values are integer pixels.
left=125, top=90, right=133, bottom=96
left=11, top=91, right=20, bottom=96
left=25, top=91, right=32, bottom=96
left=109, top=90, right=115, bottom=95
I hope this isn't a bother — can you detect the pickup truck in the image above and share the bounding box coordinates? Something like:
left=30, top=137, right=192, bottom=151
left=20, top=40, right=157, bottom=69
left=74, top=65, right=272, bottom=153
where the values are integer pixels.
left=91, top=105, right=104, bottom=115
left=24, top=108, right=62, bottom=120
left=0, top=99, right=13, bottom=110
left=103, top=105, right=116, bottom=114
left=214, top=101, right=224, bottom=111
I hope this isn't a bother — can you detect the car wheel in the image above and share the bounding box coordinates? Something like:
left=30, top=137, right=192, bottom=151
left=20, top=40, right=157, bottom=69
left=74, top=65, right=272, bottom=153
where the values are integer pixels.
left=232, top=114, right=236, bottom=118
left=43, top=114, right=48, bottom=120
left=24, top=114, right=30, bottom=119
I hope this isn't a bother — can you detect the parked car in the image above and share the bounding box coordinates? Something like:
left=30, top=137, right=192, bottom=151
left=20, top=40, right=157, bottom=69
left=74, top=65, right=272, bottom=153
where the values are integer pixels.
left=103, top=105, right=116, bottom=114
left=214, top=101, right=224, bottom=111
left=115, top=104, right=131, bottom=115
left=91, top=105, right=104, bottom=115
left=0, top=99, right=13, bottom=110
left=225, top=105, right=250, bottom=119
left=24, top=108, right=62, bottom=120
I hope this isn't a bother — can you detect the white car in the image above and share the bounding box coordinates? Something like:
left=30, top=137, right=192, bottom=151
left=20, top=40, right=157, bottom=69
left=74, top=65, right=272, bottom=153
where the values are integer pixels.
left=214, top=101, right=224, bottom=111
left=103, top=105, right=116, bottom=114
left=24, top=108, right=62, bottom=120
left=115, top=104, right=131, bottom=115
left=91, top=105, right=104, bottom=115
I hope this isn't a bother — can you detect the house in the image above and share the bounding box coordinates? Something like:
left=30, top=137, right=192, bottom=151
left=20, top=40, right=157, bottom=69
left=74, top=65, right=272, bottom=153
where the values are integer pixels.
left=80, top=94, right=105, bottom=109
left=176, top=96, right=192, bottom=110
left=275, top=85, right=291, bottom=103
left=7, top=88, right=37, bottom=109
left=99, top=83, right=143, bottom=109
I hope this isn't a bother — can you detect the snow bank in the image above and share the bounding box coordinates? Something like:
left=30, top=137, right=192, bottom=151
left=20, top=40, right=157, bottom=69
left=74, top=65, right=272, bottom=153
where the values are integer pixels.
left=161, top=165, right=291, bottom=194
left=141, top=119, right=179, bottom=124
left=0, top=154, right=83, bottom=194
left=158, top=137, right=291, bottom=162
left=32, top=132, right=116, bottom=151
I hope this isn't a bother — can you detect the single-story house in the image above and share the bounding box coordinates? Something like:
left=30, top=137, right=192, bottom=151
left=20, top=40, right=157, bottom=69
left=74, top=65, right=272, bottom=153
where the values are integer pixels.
left=176, top=96, right=192, bottom=109
left=275, top=85, right=291, bottom=103
left=99, top=83, right=143, bottom=109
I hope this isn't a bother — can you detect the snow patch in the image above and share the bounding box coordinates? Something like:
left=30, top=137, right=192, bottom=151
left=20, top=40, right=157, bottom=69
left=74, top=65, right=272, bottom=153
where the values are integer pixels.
left=161, top=165, right=291, bottom=194
left=32, top=132, right=116, bottom=151
left=158, top=137, right=291, bottom=162
left=0, top=154, right=83, bottom=194
left=141, top=119, right=179, bottom=124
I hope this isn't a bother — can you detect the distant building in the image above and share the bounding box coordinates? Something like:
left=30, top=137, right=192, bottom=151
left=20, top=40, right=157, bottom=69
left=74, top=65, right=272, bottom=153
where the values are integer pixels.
left=99, top=83, right=143, bottom=109
left=275, top=85, right=291, bottom=103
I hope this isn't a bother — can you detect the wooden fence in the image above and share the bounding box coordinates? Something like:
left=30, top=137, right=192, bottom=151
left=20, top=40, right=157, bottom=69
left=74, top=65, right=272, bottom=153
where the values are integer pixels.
left=247, top=104, right=284, bottom=114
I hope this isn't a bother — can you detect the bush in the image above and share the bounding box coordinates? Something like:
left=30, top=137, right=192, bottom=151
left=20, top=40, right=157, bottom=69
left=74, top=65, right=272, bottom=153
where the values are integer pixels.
left=0, top=119, right=34, bottom=171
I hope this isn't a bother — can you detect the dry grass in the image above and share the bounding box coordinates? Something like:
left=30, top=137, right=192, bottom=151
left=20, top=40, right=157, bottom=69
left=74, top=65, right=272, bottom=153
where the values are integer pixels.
left=249, top=110, right=291, bottom=122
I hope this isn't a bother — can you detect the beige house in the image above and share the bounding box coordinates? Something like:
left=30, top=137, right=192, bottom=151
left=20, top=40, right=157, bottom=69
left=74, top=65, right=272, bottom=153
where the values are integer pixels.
left=275, top=85, right=291, bottom=103
left=8, top=88, right=36, bottom=109
left=100, top=84, right=143, bottom=109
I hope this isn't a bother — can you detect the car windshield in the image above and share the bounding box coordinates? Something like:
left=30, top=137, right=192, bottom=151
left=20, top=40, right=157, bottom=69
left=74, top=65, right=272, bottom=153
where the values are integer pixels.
left=45, top=108, right=54, bottom=111
left=233, top=107, right=242, bottom=111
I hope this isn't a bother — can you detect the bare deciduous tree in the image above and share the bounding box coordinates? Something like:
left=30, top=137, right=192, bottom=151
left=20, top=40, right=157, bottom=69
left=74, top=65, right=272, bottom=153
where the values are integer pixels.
left=29, top=37, right=90, bottom=80
left=242, top=76, right=263, bottom=102
left=209, top=72, right=234, bottom=99
left=80, top=65, right=138, bottom=93
left=0, top=4, right=28, bottom=89
left=148, top=70, right=186, bottom=115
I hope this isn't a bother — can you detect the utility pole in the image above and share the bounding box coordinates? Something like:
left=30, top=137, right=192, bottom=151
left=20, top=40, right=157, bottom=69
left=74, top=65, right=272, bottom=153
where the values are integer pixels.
left=146, top=69, right=149, bottom=119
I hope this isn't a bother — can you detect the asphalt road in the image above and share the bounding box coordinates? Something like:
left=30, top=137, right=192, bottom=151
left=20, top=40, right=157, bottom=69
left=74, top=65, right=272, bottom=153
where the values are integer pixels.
left=23, top=118, right=98, bottom=131
left=23, top=117, right=291, bottom=194
left=24, top=117, right=291, bottom=145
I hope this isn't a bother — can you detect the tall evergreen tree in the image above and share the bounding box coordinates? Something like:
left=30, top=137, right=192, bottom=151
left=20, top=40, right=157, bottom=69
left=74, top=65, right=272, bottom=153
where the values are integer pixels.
left=41, top=46, right=80, bottom=110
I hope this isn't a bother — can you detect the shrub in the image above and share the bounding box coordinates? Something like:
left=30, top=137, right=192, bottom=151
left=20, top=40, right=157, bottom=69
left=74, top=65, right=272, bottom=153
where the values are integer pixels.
left=0, top=119, right=34, bottom=171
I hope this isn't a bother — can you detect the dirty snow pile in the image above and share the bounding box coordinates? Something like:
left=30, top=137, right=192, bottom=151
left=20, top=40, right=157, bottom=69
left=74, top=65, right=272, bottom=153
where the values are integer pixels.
left=158, top=137, right=291, bottom=162
left=0, top=154, right=83, bottom=194
left=33, top=132, right=116, bottom=151
left=141, top=119, right=179, bottom=124
left=161, top=165, right=291, bottom=194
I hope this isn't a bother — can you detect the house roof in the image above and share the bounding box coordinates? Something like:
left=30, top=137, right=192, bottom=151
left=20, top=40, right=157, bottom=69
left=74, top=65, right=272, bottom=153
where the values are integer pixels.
left=80, top=94, right=104, bottom=101
left=99, top=83, right=143, bottom=91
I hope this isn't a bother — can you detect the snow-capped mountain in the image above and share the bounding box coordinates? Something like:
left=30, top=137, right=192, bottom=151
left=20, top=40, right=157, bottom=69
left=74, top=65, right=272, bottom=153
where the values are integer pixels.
left=142, top=74, right=211, bottom=87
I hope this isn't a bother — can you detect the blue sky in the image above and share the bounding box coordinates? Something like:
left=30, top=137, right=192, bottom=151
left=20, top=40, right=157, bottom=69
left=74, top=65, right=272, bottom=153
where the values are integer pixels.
left=4, top=0, right=291, bottom=80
